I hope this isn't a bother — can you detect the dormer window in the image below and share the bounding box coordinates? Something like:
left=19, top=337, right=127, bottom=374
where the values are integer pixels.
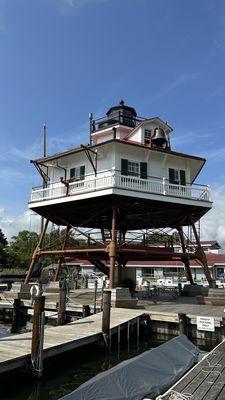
left=144, top=129, right=151, bottom=145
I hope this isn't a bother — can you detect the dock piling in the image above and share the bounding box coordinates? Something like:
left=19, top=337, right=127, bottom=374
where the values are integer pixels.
left=94, top=280, right=98, bottom=314
left=102, top=290, right=111, bottom=349
left=31, top=293, right=45, bottom=377
left=178, top=313, right=188, bottom=336
left=57, top=278, right=67, bottom=326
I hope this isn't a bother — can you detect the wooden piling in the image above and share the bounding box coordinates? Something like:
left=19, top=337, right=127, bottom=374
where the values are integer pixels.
left=102, top=290, right=111, bottom=344
left=94, top=280, right=98, bottom=314
left=11, top=299, right=24, bottom=334
left=31, top=295, right=45, bottom=376
left=57, top=279, right=67, bottom=326
left=82, top=305, right=91, bottom=317
left=178, top=313, right=188, bottom=336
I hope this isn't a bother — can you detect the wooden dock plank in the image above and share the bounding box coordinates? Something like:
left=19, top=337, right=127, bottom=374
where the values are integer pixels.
left=159, top=340, right=225, bottom=400
left=0, top=308, right=145, bottom=375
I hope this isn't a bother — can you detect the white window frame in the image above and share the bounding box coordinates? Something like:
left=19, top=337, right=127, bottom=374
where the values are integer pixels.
left=144, top=129, right=151, bottom=144
left=70, top=165, right=85, bottom=181
left=127, top=160, right=139, bottom=177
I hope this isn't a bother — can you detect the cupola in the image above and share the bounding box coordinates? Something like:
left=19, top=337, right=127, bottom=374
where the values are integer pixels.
left=98, top=99, right=137, bottom=129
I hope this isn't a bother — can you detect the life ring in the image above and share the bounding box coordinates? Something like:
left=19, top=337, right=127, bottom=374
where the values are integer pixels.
left=30, top=284, right=40, bottom=298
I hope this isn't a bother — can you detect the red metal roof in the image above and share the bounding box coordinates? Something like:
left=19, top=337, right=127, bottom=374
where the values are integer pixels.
left=68, top=253, right=225, bottom=268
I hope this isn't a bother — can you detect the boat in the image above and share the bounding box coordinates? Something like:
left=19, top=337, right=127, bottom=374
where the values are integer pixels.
left=59, top=335, right=199, bottom=400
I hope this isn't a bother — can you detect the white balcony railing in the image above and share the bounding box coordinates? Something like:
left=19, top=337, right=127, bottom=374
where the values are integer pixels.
left=30, top=171, right=212, bottom=203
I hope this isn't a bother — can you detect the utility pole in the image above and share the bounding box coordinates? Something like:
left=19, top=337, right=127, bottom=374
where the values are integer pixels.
left=40, top=124, right=47, bottom=234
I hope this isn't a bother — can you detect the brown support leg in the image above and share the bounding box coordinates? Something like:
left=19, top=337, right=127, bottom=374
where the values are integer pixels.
left=54, top=226, right=71, bottom=281
left=190, top=218, right=215, bottom=288
left=109, top=207, right=117, bottom=289
left=25, top=219, right=49, bottom=284
left=177, top=227, right=194, bottom=284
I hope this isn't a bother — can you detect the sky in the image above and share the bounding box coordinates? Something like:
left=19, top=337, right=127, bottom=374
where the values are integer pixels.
left=0, top=0, right=225, bottom=245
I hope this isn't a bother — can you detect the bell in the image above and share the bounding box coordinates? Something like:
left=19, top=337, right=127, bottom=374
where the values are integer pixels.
left=152, top=127, right=167, bottom=147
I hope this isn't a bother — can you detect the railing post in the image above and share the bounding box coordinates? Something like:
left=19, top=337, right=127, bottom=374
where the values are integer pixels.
left=162, top=177, right=166, bottom=195
left=207, top=185, right=212, bottom=201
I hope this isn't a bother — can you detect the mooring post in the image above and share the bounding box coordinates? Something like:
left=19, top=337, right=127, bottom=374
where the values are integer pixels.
left=57, top=278, right=67, bottom=326
left=127, top=320, right=130, bottom=353
left=102, top=290, right=111, bottom=348
left=31, top=291, right=45, bottom=377
left=101, top=279, right=106, bottom=311
left=137, top=317, right=140, bottom=350
left=11, top=298, right=23, bottom=334
left=94, top=280, right=98, bottom=314
left=82, top=304, right=91, bottom=317
left=117, top=325, right=120, bottom=359
left=178, top=313, right=188, bottom=336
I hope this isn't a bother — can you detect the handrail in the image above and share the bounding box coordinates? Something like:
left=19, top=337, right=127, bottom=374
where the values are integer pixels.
left=30, top=171, right=212, bottom=203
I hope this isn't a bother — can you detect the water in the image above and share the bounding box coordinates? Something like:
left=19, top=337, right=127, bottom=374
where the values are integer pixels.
left=0, top=325, right=216, bottom=400
left=0, top=333, right=164, bottom=400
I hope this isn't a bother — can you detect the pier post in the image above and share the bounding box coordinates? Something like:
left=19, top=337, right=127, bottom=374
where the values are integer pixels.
left=178, top=313, right=188, bottom=336
left=11, top=299, right=26, bottom=334
left=82, top=305, right=91, bottom=317
left=31, top=293, right=45, bottom=377
left=94, top=280, right=98, bottom=314
left=102, top=290, right=111, bottom=348
left=57, top=278, right=67, bottom=326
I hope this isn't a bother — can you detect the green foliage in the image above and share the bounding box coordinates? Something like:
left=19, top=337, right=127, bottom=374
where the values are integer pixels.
left=0, top=229, right=8, bottom=266
left=7, top=230, right=39, bottom=269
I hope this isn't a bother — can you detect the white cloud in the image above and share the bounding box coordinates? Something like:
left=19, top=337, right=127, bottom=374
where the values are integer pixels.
left=0, top=208, right=41, bottom=240
left=201, top=185, right=225, bottom=248
left=150, top=73, right=198, bottom=102
left=58, top=0, right=110, bottom=14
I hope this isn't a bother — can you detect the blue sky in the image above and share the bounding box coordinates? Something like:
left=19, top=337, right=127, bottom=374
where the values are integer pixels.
left=0, top=0, right=225, bottom=241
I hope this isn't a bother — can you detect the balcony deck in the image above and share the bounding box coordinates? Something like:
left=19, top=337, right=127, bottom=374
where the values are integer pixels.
left=30, top=170, right=212, bottom=207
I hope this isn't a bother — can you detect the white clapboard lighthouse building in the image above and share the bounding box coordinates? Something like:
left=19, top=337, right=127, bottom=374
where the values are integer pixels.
left=26, top=100, right=214, bottom=288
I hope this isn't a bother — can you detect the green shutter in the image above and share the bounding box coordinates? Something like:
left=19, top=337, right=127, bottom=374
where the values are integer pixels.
left=70, top=168, right=75, bottom=180
left=180, top=170, right=186, bottom=186
left=121, top=159, right=128, bottom=175
left=140, top=162, right=147, bottom=179
left=169, top=168, right=175, bottom=183
left=80, top=165, right=85, bottom=180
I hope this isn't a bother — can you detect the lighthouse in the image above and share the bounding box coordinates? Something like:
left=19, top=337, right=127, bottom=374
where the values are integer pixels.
left=26, top=100, right=214, bottom=289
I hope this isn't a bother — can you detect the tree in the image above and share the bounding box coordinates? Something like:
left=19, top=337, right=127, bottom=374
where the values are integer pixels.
left=0, top=229, right=8, bottom=266
left=7, top=230, right=39, bottom=269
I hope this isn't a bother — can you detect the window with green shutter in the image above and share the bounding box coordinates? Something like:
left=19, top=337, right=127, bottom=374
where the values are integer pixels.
left=121, top=159, right=128, bottom=175
left=169, top=168, right=186, bottom=185
left=180, top=170, right=186, bottom=186
left=140, top=162, right=147, bottom=179
left=70, top=165, right=85, bottom=181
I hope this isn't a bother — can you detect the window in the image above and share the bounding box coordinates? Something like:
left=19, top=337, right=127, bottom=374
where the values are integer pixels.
left=121, top=159, right=147, bottom=179
left=70, top=165, right=85, bottom=181
left=169, top=168, right=186, bottom=185
left=144, top=129, right=151, bottom=145
left=142, top=267, right=154, bottom=276
left=128, top=161, right=139, bottom=176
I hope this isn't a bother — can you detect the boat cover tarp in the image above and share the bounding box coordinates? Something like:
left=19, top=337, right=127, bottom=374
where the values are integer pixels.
left=60, top=335, right=199, bottom=400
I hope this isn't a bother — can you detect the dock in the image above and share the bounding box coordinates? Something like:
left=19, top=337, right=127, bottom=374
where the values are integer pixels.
left=0, top=307, right=145, bottom=375
left=158, top=339, right=225, bottom=400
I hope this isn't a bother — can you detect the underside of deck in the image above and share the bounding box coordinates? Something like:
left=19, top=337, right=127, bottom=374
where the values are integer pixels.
left=29, top=194, right=210, bottom=229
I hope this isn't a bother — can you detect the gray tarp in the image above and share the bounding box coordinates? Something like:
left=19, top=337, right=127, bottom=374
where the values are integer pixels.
left=60, top=335, right=199, bottom=400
